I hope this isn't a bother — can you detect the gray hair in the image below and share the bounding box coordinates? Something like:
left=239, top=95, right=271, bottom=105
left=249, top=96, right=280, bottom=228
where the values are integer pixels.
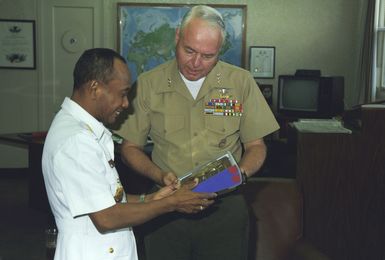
left=180, top=5, right=226, bottom=46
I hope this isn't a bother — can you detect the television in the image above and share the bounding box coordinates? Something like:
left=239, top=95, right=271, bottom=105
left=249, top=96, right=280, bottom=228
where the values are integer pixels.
left=277, top=75, right=344, bottom=119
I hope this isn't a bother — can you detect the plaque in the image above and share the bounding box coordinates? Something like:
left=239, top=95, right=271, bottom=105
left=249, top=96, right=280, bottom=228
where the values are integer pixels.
left=179, top=151, right=246, bottom=195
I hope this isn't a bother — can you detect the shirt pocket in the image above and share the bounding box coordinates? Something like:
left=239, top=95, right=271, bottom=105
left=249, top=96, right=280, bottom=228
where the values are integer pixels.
left=151, top=113, right=185, bottom=139
left=205, top=116, right=241, bottom=147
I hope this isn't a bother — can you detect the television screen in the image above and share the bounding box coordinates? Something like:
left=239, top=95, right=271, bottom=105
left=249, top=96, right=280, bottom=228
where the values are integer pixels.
left=277, top=75, right=344, bottom=119
left=279, top=78, right=319, bottom=112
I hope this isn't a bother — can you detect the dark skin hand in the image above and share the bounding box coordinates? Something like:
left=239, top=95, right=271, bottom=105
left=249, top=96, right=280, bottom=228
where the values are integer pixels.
left=89, top=180, right=216, bottom=233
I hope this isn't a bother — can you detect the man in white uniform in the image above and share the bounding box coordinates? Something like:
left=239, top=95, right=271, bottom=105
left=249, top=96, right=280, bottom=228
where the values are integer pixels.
left=42, top=48, right=216, bottom=260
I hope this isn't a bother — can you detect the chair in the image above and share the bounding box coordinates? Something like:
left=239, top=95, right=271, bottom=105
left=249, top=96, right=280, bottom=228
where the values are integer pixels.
left=241, top=177, right=330, bottom=260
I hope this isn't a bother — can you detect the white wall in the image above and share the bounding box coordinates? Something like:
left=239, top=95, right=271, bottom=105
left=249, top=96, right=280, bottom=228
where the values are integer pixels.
left=0, top=0, right=38, bottom=167
left=0, top=0, right=364, bottom=167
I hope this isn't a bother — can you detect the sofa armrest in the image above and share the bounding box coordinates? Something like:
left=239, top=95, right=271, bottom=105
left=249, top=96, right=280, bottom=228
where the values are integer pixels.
left=242, top=177, right=303, bottom=260
left=289, top=238, right=331, bottom=260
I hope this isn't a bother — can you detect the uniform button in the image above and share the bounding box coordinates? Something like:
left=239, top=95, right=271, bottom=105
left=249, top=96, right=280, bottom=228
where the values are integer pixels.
left=109, top=247, right=114, bottom=253
left=193, top=132, right=198, bottom=136
left=218, top=138, right=226, bottom=148
left=222, top=128, right=226, bottom=132
left=195, top=162, right=199, bottom=166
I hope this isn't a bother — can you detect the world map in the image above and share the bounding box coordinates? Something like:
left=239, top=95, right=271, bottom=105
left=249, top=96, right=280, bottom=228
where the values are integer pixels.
left=119, top=5, right=245, bottom=83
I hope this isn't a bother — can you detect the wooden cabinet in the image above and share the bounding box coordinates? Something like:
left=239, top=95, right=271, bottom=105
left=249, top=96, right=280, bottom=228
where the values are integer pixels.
left=295, top=107, right=385, bottom=260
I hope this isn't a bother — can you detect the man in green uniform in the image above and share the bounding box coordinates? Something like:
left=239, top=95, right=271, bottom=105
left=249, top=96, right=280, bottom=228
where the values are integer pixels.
left=118, top=5, right=279, bottom=260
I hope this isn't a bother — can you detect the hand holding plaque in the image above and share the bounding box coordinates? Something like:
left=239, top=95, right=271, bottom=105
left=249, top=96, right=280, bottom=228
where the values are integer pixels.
left=179, top=151, right=246, bottom=195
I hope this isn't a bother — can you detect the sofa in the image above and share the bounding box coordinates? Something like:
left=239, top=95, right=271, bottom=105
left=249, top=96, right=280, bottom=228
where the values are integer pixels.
left=242, top=177, right=330, bottom=260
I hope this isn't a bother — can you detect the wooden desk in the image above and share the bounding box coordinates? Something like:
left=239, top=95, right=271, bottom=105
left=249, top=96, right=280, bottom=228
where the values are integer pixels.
left=293, top=107, right=385, bottom=259
left=0, top=133, right=49, bottom=212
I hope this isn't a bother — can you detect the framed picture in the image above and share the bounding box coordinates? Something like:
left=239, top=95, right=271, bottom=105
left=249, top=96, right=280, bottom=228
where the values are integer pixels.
left=249, top=46, right=275, bottom=78
left=0, top=19, right=36, bottom=69
left=118, top=3, right=247, bottom=83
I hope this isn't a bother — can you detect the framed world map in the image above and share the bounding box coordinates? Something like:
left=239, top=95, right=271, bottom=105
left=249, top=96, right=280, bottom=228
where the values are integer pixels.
left=118, top=3, right=247, bottom=84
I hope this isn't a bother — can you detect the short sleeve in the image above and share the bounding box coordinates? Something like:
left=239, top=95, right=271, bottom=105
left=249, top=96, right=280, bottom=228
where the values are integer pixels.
left=240, top=74, right=280, bottom=142
left=115, top=75, right=151, bottom=146
left=53, top=133, right=116, bottom=217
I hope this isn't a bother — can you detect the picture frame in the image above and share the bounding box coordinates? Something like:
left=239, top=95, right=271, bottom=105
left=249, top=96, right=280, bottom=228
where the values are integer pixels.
left=0, top=19, right=36, bottom=69
left=257, top=83, right=273, bottom=105
left=249, top=46, right=275, bottom=78
left=117, top=3, right=247, bottom=83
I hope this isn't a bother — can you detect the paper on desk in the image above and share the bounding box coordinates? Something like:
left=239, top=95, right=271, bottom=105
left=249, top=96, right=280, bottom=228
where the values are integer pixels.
left=361, top=104, right=385, bottom=108
left=293, top=119, right=352, bottom=133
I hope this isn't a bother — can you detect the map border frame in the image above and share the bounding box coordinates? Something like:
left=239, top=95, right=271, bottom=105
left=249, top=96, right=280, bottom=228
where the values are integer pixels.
left=117, top=3, right=247, bottom=83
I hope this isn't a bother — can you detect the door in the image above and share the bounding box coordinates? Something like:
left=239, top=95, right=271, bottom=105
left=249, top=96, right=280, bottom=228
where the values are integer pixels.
left=38, top=0, right=103, bottom=129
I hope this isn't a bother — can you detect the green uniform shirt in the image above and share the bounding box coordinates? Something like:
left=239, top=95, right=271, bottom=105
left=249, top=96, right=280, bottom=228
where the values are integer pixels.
left=117, top=59, right=279, bottom=177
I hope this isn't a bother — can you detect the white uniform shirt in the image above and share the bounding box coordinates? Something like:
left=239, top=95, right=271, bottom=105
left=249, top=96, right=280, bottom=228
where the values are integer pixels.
left=42, top=97, right=138, bottom=260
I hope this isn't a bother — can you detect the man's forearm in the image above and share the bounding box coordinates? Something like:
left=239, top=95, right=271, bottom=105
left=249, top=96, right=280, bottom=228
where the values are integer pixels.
left=120, top=140, right=164, bottom=185
left=239, top=139, right=267, bottom=177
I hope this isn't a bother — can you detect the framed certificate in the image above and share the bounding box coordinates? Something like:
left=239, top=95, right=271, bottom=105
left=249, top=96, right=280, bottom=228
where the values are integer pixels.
left=0, top=19, right=36, bottom=69
left=249, top=46, right=275, bottom=78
